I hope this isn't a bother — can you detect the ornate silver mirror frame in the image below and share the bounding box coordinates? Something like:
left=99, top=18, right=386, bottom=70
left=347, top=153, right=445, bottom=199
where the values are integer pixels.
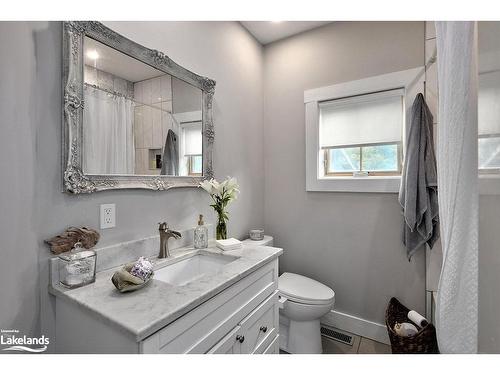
left=62, top=21, right=215, bottom=194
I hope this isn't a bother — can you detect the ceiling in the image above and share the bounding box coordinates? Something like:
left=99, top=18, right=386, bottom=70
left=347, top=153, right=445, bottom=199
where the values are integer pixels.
left=240, top=21, right=332, bottom=45
left=84, top=36, right=164, bottom=83
left=83, top=22, right=334, bottom=81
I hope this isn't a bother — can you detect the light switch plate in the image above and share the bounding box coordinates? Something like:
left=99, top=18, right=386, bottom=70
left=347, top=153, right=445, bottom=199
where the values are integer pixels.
left=100, top=203, right=116, bottom=229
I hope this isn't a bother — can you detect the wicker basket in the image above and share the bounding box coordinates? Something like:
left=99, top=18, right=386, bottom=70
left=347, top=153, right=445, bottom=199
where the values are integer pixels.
left=385, top=297, right=439, bottom=354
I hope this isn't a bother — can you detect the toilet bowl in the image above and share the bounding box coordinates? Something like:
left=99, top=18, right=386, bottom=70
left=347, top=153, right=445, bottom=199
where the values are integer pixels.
left=279, top=272, right=335, bottom=354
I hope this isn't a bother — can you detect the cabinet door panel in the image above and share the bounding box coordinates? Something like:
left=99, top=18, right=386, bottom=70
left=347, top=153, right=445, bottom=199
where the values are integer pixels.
left=207, top=326, right=242, bottom=354
left=239, top=291, right=279, bottom=353
left=263, top=335, right=279, bottom=354
left=253, top=328, right=278, bottom=354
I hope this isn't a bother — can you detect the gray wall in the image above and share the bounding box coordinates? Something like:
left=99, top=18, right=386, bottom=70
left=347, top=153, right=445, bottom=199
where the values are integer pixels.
left=478, top=22, right=500, bottom=354
left=263, top=22, right=426, bottom=324
left=0, top=22, right=40, bottom=338
left=0, top=21, right=264, bottom=344
left=479, top=196, right=500, bottom=353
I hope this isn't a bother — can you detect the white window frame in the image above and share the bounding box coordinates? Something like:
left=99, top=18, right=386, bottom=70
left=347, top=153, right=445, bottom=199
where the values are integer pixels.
left=305, top=67, right=425, bottom=193
left=320, top=88, right=404, bottom=177
left=476, top=71, right=500, bottom=195
left=174, top=110, right=203, bottom=177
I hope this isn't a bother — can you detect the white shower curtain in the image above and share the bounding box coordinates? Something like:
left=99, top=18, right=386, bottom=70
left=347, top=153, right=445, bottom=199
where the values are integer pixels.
left=83, top=86, right=135, bottom=174
left=435, top=21, right=478, bottom=353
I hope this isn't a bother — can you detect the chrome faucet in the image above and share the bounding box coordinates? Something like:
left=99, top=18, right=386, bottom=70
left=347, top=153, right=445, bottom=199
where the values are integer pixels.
left=158, top=222, right=182, bottom=258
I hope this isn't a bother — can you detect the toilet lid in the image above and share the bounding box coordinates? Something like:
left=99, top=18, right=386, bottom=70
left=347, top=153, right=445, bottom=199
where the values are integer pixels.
left=279, top=272, right=335, bottom=305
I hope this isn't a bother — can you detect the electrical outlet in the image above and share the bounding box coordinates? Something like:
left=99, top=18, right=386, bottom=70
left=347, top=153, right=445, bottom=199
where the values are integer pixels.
left=100, top=203, right=116, bottom=229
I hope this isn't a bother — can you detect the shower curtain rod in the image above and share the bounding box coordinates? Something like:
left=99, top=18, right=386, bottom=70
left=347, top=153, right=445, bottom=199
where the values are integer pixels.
left=425, top=48, right=437, bottom=69
left=84, top=82, right=173, bottom=114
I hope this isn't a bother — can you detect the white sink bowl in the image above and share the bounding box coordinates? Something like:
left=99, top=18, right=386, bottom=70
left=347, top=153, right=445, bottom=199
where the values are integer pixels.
left=154, top=252, right=238, bottom=286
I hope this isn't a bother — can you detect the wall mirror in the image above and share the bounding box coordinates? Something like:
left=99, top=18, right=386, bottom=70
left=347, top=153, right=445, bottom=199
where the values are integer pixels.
left=62, top=21, right=215, bottom=193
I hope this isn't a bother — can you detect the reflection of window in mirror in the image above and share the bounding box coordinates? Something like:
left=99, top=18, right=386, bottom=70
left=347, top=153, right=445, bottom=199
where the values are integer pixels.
left=179, top=122, right=203, bottom=176
left=188, top=155, right=203, bottom=176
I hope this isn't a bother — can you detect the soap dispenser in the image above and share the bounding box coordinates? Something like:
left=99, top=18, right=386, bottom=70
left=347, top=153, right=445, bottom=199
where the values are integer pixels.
left=194, top=214, right=208, bottom=249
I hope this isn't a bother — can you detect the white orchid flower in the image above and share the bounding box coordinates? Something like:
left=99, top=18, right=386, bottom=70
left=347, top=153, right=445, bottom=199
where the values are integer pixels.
left=211, top=179, right=221, bottom=195
left=229, top=177, right=240, bottom=192
left=219, top=178, right=228, bottom=190
left=224, top=177, right=239, bottom=200
left=199, top=179, right=214, bottom=194
left=200, top=176, right=239, bottom=201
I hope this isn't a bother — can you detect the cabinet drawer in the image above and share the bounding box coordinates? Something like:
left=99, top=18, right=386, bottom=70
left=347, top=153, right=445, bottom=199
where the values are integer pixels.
left=207, top=326, right=242, bottom=354
left=240, top=291, right=279, bottom=353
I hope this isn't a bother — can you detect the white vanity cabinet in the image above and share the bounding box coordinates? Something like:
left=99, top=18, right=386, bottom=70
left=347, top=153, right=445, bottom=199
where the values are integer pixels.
left=140, top=259, right=279, bottom=354
left=54, top=257, right=280, bottom=354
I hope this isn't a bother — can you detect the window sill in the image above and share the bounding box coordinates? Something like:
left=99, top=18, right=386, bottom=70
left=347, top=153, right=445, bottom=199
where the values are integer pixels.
left=306, top=175, right=401, bottom=193
left=306, top=174, right=500, bottom=195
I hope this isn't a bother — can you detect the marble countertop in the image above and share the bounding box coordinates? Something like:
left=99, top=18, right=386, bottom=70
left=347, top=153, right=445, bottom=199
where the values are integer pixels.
left=49, top=242, right=282, bottom=342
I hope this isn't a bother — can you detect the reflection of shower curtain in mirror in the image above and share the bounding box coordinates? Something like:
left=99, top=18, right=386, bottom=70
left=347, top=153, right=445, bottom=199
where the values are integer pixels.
left=83, top=86, right=135, bottom=174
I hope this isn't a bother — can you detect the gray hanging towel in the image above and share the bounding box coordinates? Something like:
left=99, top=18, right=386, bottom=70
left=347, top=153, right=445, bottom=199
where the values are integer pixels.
left=398, top=93, right=439, bottom=260
left=161, top=129, right=179, bottom=176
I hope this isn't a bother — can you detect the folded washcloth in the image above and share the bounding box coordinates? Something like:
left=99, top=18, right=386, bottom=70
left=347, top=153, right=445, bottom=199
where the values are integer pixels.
left=216, top=238, right=242, bottom=251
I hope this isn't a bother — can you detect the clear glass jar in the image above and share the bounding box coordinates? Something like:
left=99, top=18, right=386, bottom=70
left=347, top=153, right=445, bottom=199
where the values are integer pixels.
left=58, top=242, right=97, bottom=289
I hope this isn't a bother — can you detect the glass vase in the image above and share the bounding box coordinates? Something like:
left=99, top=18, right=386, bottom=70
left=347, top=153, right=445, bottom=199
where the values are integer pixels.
left=216, top=214, right=227, bottom=240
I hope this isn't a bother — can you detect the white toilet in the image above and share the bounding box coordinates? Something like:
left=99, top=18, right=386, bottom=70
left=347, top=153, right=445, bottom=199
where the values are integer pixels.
left=278, top=272, right=335, bottom=353
left=243, top=236, right=335, bottom=354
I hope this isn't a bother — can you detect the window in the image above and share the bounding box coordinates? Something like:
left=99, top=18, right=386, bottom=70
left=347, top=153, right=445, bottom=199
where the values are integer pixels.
left=319, top=89, right=403, bottom=176
left=188, top=155, right=202, bottom=176
left=478, top=71, right=500, bottom=172
left=304, top=67, right=423, bottom=192
left=181, top=121, right=202, bottom=176
left=324, top=143, right=400, bottom=175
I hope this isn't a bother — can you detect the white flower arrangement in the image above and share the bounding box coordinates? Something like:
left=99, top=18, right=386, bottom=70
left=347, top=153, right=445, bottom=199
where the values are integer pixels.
left=200, top=177, right=240, bottom=239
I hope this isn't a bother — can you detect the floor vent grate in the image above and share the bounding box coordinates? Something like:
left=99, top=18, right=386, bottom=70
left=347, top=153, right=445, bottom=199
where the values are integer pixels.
left=321, top=325, right=354, bottom=346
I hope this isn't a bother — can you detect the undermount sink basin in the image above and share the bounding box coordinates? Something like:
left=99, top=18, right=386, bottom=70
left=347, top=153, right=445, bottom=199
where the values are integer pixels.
left=154, top=252, right=238, bottom=286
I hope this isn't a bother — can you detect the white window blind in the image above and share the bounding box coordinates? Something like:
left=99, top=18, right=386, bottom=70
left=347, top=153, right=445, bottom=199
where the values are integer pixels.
left=479, top=71, right=500, bottom=136
left=319, top=89, right=404, bottom=148
left=182, top=122, right=202, bottom=155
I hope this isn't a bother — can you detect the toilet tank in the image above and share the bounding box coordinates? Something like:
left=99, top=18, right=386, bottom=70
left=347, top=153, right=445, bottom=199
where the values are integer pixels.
left=242, top=235, right=274, bottom=247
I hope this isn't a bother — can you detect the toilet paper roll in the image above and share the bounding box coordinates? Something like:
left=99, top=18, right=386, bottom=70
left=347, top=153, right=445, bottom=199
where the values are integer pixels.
left=394, top=322, right=419, bottom=337
left=408, top=310, right=428, bottom=328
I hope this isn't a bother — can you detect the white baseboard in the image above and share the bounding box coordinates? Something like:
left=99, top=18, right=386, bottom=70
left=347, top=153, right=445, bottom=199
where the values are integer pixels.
left=321, top=310, right=390, bottom=345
